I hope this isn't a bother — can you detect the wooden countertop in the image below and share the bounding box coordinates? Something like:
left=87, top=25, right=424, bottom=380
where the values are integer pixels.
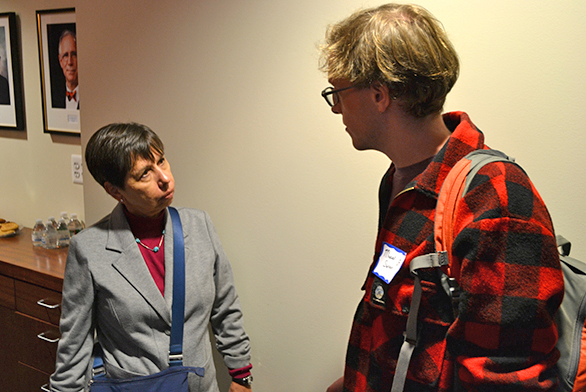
left=0, top=227, right=66, bottom=292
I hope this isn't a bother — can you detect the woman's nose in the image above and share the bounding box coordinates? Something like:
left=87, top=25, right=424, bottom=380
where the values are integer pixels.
left=156, top=167, right=171, bottom=185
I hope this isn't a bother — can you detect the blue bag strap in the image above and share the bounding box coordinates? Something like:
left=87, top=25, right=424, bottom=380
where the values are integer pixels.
left=168, top=206, right=185, bottom=367
left=92, top=344, right=106, bottom=378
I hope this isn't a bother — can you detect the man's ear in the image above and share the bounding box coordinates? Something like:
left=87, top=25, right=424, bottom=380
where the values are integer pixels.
left=370, top=82, right=392, bottom=113
left=104, top=182, right=123, bottom=202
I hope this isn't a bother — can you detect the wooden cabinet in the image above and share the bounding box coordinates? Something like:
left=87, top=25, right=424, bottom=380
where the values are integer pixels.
left=0, top=228, right=66, bottom=392
left=0, top=283, right=18, bottom=391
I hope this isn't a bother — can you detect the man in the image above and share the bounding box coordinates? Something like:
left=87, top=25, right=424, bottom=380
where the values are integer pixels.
left=319, top=4, right=563, bottom=392
left=53, top=30, right=78, bottom=109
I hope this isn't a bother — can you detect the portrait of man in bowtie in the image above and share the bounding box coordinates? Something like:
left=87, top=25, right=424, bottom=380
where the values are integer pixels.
left=50, top=29, right=78, bottom=109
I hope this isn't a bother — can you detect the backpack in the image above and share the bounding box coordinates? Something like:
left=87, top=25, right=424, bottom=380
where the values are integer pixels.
left=391, top=149, right=586, bottom=392
left=555, top=235, right=586, bottom=391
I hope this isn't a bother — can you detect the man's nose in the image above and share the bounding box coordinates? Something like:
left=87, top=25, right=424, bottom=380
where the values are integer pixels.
left=331, top=103, right=341, bottom=114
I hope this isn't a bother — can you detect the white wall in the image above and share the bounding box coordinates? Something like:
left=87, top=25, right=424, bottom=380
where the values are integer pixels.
left=78, top=2, right=382, bottom=388
left=3, top=0, right=585, bottom=391
left=0, top=0, right=84, bottom=227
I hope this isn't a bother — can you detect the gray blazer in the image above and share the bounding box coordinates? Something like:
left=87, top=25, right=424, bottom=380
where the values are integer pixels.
left=50, top=205, right=251, bottom=391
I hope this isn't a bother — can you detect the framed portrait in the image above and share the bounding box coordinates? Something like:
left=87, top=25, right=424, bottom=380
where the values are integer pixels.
left=36, top=8, right=79, bottom=135
left=0, top=12, right=24, bottom=130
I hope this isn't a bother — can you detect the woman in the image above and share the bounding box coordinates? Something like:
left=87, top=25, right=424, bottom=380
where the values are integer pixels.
left=50, top=123, right=253, bottom=391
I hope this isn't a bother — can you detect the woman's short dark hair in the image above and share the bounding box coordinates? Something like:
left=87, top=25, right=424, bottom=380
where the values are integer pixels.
left=85, top=123, right=165, bottom=189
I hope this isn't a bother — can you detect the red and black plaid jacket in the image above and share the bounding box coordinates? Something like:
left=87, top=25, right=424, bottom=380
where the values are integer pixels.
left=343, top=112, right=564, bottom=392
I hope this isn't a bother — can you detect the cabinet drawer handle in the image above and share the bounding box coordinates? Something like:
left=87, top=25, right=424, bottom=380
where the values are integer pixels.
left=37, top=332, right=60, bottom=343
left=41, top=384, right=51, bottom=392
left=37, top=298, right=60, bottom=309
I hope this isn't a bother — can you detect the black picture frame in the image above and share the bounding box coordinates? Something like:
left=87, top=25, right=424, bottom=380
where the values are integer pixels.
left=36, top=8, right=80, bottom=135
left=0, top=12, right=24, bottom=130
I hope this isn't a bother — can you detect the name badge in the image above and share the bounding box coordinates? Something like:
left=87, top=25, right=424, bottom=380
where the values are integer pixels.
left=373, top=242, right=406, bottom=284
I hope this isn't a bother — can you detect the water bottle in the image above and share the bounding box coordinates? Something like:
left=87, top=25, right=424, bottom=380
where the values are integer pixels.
left=31, top=219, right=46, bottom=247
left=42, top=221, right=59, bottom=249
left=57, top=214, right=70, bottom=248
left=48, top=216, right=58, bottom=228
left=68, top=213, right=84, bottom=236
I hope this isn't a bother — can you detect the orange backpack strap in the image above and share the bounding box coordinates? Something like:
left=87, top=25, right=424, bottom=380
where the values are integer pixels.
left=391, top=149, right=514, bottom=392
left=435, top=149, right=515, bottom=282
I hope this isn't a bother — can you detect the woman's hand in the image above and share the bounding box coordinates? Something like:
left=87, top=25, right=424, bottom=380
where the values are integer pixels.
left=326, top=376, right=344, bottom=392
left=229, top=381, right=252, bottom=392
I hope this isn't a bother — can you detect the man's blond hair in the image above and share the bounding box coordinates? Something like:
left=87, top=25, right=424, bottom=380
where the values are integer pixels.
left=319, top=3, right=459, bottom=118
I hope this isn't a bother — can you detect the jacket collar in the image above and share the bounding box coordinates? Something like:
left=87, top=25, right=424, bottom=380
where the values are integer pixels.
left=105, top=203, right=133, bottom=252
left=407, top=111, right=487, bottom=198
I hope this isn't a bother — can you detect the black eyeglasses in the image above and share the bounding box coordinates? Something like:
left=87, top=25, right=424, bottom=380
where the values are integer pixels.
left=321, top=85, right=356, bottom=107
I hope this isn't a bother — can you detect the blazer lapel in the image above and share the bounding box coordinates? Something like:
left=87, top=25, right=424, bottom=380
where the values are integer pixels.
left=107, top=204, right=172, bottom=326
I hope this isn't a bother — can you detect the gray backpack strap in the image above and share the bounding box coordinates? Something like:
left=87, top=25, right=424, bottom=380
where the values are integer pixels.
left=460, top=149, right=515, bottom=194
left=556, top=234, right=571, bottom=257
left=391, top=252, right=449, bottom=392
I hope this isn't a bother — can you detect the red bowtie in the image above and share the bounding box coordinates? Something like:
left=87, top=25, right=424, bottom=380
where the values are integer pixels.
left=67, top=91, right=77, bottom=101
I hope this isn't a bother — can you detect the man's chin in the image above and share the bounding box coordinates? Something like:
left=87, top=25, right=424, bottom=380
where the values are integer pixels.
left=350, top=139, right=368, bottom=151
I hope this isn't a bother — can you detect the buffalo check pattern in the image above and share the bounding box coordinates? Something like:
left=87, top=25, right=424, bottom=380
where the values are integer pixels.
left=343, top=112, right=564, bottom=392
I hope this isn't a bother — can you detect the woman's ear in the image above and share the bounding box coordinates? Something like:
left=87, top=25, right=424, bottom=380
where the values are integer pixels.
left=104, top=182, right=123, bottom=203
left=370, top=82, right=392, bottom=113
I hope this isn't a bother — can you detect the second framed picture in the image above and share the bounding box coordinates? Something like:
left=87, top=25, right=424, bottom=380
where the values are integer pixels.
left=37, top=8, right=80, bottom=135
